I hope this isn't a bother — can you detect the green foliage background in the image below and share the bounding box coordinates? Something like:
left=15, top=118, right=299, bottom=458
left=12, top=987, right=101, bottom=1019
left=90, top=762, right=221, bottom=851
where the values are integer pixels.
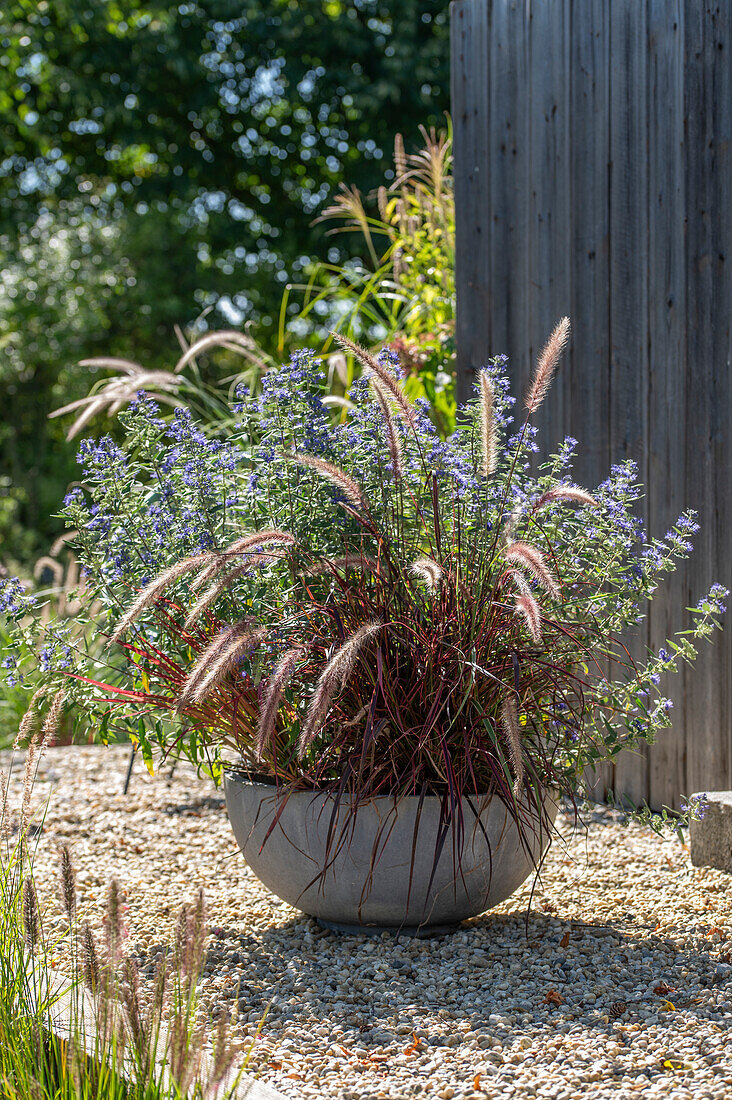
left=0, top=0, right=450, bottom=561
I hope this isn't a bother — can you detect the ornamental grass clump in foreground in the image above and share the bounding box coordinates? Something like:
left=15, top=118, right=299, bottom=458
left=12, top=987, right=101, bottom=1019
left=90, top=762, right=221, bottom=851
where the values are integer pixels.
left=0, top=735, right=254, bottom=1099
left=2, top=320, right=726, bottom=858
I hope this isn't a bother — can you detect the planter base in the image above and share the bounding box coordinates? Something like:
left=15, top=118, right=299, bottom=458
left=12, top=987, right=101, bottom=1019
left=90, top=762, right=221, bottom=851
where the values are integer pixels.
left=225, top=772, right=557, bottom=928
left=316, top=917, right=457, bottom=938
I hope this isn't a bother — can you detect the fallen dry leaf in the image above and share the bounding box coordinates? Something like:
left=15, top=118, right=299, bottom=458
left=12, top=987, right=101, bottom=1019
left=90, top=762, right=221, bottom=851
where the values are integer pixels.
left=660, top=999, right=677, bottom=1012
left=559, top=929, right=571, bottom=949
left=654, top=982, right=676, bottom=996
left=403, top=1032, right=422, bottom=1055
left=661, top=1057, right=692, bottom=1072
left=267, top=1061, right=282, bottom=1070
left=473, top=1072, right=484, bottom=1091
left=543, top=989, right=564, bottom=1006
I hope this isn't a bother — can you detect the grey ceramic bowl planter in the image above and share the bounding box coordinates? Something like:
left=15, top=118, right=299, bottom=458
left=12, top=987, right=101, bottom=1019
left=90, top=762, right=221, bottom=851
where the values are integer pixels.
left=224, top=771, right=558, bottom=934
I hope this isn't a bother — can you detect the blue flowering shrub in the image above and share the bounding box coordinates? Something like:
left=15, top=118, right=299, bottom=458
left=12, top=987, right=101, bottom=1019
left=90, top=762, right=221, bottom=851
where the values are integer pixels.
left=1, top=329, right=726, bottom=834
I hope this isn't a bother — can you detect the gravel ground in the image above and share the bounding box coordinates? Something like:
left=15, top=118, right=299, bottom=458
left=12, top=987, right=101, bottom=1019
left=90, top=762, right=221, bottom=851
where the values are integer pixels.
left=3, top=744, right=731, bottom=1100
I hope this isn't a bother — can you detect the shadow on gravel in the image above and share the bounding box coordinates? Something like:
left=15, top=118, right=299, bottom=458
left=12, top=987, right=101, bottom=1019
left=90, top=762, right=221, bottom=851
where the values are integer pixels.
left=133, top=908, right=729, bottom=1040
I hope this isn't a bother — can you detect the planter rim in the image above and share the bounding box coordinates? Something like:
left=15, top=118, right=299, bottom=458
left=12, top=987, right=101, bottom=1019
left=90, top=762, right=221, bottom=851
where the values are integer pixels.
left=224, top=767, right=501, bottom=802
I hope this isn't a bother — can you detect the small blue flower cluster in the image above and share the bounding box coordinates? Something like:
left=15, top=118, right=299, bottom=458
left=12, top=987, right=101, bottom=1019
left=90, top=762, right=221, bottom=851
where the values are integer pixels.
left=680, top=792, right=708, bottom=820
left=697, top=583, right=729, bottom=615
left=0, top=577, right=34, bottom=617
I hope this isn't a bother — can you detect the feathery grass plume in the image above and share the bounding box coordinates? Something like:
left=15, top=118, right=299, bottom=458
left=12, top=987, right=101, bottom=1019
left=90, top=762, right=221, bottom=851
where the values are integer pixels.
left=535, top=484, right=598, bottom=509
left=334, top=331, right=418, bottom=429
left=192, top=530, right=295, bottom=590
left=302, top=554, right=378, bottom=578
left=41, top=689, right=66, bottom=747
left=370, top=378, right=404, bottom=479
left=168, top=1014, right=202, bottom=1096
left=149, top=952, right=168, bottom=1024
left=500, top=697, right=525, bottom=796
left=104, top=879, right=125, bottom=963
left=178, top=622, right=269, bottom=709
left=108, top=553, right=211, bottom=646
left=478, top=370, right=498, bottom=477
left=14, top=687, right=44, bottom=748
left=22, top=878, right=41, bottom=949
left=185, top=570, right=235, bottom=628
left=186, top=554, right=286, bottom=629
left=502, top=498, right=526, bottom=545
left=256, top=647, right=303, bottom=758
left=19, top=729, right=41, bottom=836
left=504, top=541, right=561, bottom=600
left=58, top=844, right=77, bottom=920
left=173, top=902, right=189, bottom=972
left=184, top=888, right=206, bottom=977
left=410, top=557, right=443, bottom=589
left=285, top=451, right=369, bottom=512
left=120, top=955, right=146, bottom=1057
left=210, top=1006, right=237, bottom=1093
left=81, top=921, right=101, bottom=992
left=509, top=568, right=533, bottom=598
left=0, top=768, right=9, bottom=843
left=299, top=621, right=382, bottom=754
left=515, top=593, right=542, bottom=644
left=525, top=316, right=571, bottom=414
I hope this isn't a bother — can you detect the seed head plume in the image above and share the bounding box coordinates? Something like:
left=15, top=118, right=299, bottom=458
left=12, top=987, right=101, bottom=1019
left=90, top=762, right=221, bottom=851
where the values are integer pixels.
left=370, top=379, right=404, bottom=480
left=509, top=569, right=533, bottom=598
left=149, top=953, right=167, bottom=1023
left=22, top=879, right=41, bottom=949
left=183, top=888, right=206, bottom=978
left=41, top=689, right=66, bottom=748
left=526, top=316, right=571, bottom=414
left=121, top=955, right=146, bottom=1056
left=333, top=331, right=418, bottom=428
left=515, top=593, right=542, bottom=644
left=298, top=621, right=382, bottom=755
left=478, top=370, right=498, bottom=477
left=107, top=553, right=211, bottom=646
left=535, top=484, right=597, bottom=510
left=192, top=530, right=295, bottom=590
left=410, top=557, right=443, bottom=589
left=19, top=730, right=40, bottom=836
left=210, top=1007, right=237, bottom=1092
left=185, top=569, right=237, bottom=629
left=14, top=687, right=43, bottom=748
left=285, top=452, right=369, bottom=512
left=500, top=697, right=525, bottom=796
left=502, top=499, right=525, bottom=545
left=81, top=921, right=101, bottom=992
left=302, top=555, right=378, bottom=578
left=504, top=541, right=561, bottom=600
left=59, top=844, right=77, bottom=920
left=103, top=879, right=125, bottom=962
left=256, top=647, right=303, bottom=759
left=0, top=768, right=9, bottom=844
left=178, top=622, right=268, bottom=709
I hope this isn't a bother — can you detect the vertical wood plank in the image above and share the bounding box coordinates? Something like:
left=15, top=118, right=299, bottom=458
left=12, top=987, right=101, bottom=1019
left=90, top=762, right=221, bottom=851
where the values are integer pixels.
left=683, top=0, right=732, bottom=797
left=570, top=0, right=613, bottom=800
left=452, top=0, right=492, bottom=401
left=646, top=0, right=688, bottom=811
left=527, top=0, right=571, bottom=449
left=607, top=0, right=651, bottom=807
left=489, top=0, right=531, bottom=395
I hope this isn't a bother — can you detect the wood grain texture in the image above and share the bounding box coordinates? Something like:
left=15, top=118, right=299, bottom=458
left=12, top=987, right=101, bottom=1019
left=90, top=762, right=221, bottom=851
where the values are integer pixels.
left=452, top=0, right=732, bottom=808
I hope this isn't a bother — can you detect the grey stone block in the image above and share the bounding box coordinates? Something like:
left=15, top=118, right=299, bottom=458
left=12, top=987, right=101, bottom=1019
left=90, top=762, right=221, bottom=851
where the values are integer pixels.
left=689, top=791, right=732, bottom=873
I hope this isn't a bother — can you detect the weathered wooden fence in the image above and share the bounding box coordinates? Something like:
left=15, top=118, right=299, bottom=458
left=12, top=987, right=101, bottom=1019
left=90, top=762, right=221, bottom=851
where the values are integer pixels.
left=451, top=0, right=731, bottom=808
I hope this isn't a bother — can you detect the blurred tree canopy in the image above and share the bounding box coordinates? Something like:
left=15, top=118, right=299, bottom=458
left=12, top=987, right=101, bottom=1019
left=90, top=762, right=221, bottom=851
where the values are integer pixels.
left=0, top=0, right=450, bottom=560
